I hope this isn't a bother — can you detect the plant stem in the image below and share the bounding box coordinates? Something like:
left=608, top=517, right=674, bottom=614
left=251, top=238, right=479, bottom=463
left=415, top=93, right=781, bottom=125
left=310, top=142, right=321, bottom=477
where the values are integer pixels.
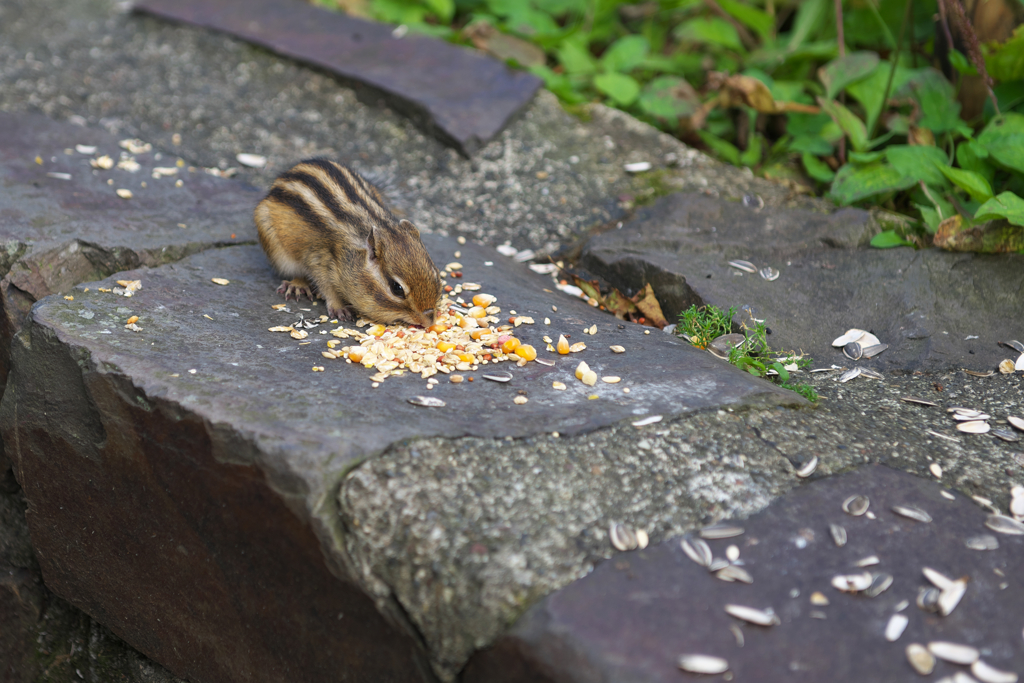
left=871, top=0, right=913, bottom=140
left=835, top=0, right=846, bottom=164
left=943, top=0, right=1001, bottom=116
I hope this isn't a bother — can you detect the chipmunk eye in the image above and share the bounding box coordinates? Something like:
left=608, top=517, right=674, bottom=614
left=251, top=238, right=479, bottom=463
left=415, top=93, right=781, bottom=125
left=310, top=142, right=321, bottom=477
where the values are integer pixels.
left=389, top=279, right=406, bottom=298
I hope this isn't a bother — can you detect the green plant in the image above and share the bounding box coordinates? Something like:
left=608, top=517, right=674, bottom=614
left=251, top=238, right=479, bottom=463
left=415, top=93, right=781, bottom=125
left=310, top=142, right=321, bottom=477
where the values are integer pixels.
left=316, top=0, right=1024, bottom=253
left=676, top=304, right=818, bottom=401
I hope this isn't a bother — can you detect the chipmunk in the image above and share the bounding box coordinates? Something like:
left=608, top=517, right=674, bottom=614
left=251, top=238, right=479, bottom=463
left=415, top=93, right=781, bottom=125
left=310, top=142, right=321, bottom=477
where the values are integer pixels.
left=254, top=158, right=442, bottom=327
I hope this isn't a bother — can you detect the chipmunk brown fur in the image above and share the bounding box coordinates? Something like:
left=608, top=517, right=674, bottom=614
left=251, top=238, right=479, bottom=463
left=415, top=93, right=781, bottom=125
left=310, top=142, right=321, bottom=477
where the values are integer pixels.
left=255, top=158, right=442, bottom=327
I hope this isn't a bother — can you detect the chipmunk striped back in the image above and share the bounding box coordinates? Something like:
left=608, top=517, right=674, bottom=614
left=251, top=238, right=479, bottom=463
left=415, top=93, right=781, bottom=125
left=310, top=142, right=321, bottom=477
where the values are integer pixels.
left=255, top=158, right=442, bottom=327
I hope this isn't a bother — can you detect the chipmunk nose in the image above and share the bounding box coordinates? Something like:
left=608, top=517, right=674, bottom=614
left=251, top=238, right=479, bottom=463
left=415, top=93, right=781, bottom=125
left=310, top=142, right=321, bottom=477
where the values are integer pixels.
left=421, top=308, right=435, bottom=326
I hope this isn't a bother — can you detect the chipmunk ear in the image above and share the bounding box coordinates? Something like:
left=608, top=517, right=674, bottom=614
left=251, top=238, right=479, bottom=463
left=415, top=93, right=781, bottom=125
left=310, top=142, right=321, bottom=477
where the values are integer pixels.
left=398, top=219, right=420, bottom=239
left=367, top=226, right=380, bottom=262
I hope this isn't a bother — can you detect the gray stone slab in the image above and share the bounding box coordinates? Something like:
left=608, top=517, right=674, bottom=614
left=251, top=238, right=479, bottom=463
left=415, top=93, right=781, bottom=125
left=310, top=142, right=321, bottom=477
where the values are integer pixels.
left=133, top=0, right=542, bottom=156
left=464, top=464, right=1024, bottom=683
left=580, top=193, right=1024, bottom=373
left=0, top=237, right=804, bottom=682
left=0, top=111, right=259, bottom=388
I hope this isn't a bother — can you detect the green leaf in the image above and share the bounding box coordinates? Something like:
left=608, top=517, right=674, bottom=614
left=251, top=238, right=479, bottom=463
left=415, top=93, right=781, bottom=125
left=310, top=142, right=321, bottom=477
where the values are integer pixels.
left=885, top=145, right=949, bottom=187
left=985, top=25, right=1024, bottom=82
left=956, top=139, right=994, bottom=185
left=638, top=76, right=699, bottom=125
left=786, top=0, right=829, bottom=50
left=557, top=40, right=596, bottom=75
left=936, top=164, right=994, bottom=203
left=818, top=98, right=869, bottom=152
left=819, top=51, right=880, bottom=101
left=717, top=0, right=773, bottom=41
left=977, top=113, right=1024, bottom=175
left=802, top=152, right=835, bottom=182
left=870, top=230, right=914, bottom=248
left=424, top=0, right=454, bottom=23
left=600, top=35, right=649, bottom=73
left=916, top=204, right=942, bottom=233
left=740, top=134, right=764, bottom=167
left=846, top=61, right=916, bottom=134
left=829, top=163, right=916, bottom=204
left=675, top=17, right=744, bottom=52
left=698, top=130, right=741, bottom=165
left=848, top=151, right=885, bottom=164
left=527, top=65, right=587, bottom=104
left=902, top=69, right=962, bottom=135
left=593, top=72, right=640, bottom=105
left=789, top=135, right=833, bottom=155
left=948, top=49, right=977, bottom=76
left=975, top=191, right=1024, bottom=226
left=770, top=362, right=790, bottom=382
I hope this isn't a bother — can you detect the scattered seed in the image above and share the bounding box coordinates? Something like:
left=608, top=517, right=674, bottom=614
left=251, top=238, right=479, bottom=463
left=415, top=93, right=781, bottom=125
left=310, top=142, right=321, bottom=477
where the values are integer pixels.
left=678, top=655, right=729, bottom=675
left=482, top=372, right=513, bottom=383
left=930, top=463, right=943, bottom=478
left=724, top=604, right=778, bottom=626
left=855, top=555, right=880, bottom=568
left=759, top=266, right=779, bottom=281
left=729, top=624, right=744, bottom=647
left=923, top=567, right=956, bottom=591
left=116, top=188, right=133, bottom=199
left=843, top=341, right=863, bottom=361
left=885, top=613, right=909, bottom=642
left=609, top=522, right=639, bottom=551
left=796, top=456, right=818, bottom=478
left=839, top=367, right=862, bottom=382
left=928, top=641, right=980, bottom=665
left=728, top=259, right=757, bottom=273
left=1000, top=340, right=1024, bottom=354
left=632, top=415, right=662, bottom=427
left=609, top=345, right=625, bottom=353
left=938, top=578, right=967, bottom=616
left=971, top=660, right=1019, bottom=683
left=829, top=523, right=847, bottom=547
left=985, top=514, right=1024, bottom=535
left=906, top=643, right=936, bottom=675
left=601, top=376, right=621, bottom=384
left=953, top=411, right=991, bottom=421
left=408, top=396, right=445, bottom=407
left=725, top=544, right=740, bottom=562
left=1008, top=416, right=1024, bottom=432
left=965, top=535, right=999, bottom=551
left=636, top=529, right=649, bottom=550
left=866, top=572, right=894, bottom=598
left=624, top=161, right=652, bottom=173
left=513, top=395, right=528, bottom=405
left=569, top=342, right=587, bottom=353
left=210, top=277, right=230, bottom=285
left=810, top=591, right=829, bottom=606
left=918, top=587, right=941, bottom=612
left=901, top=397, right=938, bottom=406
left=861, top=343, right=888, bottom=358
left=450, top=375, right=464, bottom=383
left=941, top=490, right=956, bottom=500
left=893, top=505, right=932, bottom=523
left=708, top=557, right=731, bottom=572
left=965, top=369, right=996, bottom=377
left=993, top=429, right=1020, bottom=442
left=716, top=565, right=753, bottom=583
left=842, top=494, right=870, bottom=516
left=832, top=572, right=872, bottom=592
left=859, top=367, right=884, bottom=379
left=999, top=359, right=1016, bottom=374
left=681, top=537, right=713, bottom=567
left=552, top=381, right=566, bottom=390
left=700, top=523, right=745, bottom=540
left=957, top=421, right=990, bottom=434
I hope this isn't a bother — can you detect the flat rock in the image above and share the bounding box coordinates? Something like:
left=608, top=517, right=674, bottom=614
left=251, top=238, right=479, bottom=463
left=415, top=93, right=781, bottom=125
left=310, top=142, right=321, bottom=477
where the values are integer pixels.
left=580, top=193, right=1024, bottom=373
left=134, top=0, right=542, bottom=155
left=465, top=464, right=1024, bottom=682
left=0, top=111, right=258, bottom=388
left=0, top=236, right=803, bottom=682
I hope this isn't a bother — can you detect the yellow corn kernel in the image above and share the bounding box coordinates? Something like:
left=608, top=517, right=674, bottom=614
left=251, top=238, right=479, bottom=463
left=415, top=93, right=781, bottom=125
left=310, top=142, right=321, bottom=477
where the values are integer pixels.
left=428, top=323, right=448, bottom=333
left=575, top=361, right=590, bottom=380
left=437, top=341, right=456, bottom=352
left=348, top=348, right=365, bottom=363
left=459, top=315, right=479, bottom=329
left=557, top=335, right=570, bottom=354
left=468, top=306, right=487, bottom=319
left=514, top=344, right=537, bottom=361
left=367, top=324, right=386, bottom=337
left=470, top=329, right=487, bottom=340
left=472, top=293, right=497, bottom=307
left=502, top=337, right=520, bottom=353
left=457, top=351, right=474, bottom=363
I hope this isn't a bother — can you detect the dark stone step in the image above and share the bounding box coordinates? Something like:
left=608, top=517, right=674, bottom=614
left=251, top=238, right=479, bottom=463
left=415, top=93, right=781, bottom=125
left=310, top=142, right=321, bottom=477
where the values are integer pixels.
left=465, top=464, right=1024, bottom=682
left=133, top=0, right=542, bottom=156
left=580, top=193, right=1024, bottom=373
